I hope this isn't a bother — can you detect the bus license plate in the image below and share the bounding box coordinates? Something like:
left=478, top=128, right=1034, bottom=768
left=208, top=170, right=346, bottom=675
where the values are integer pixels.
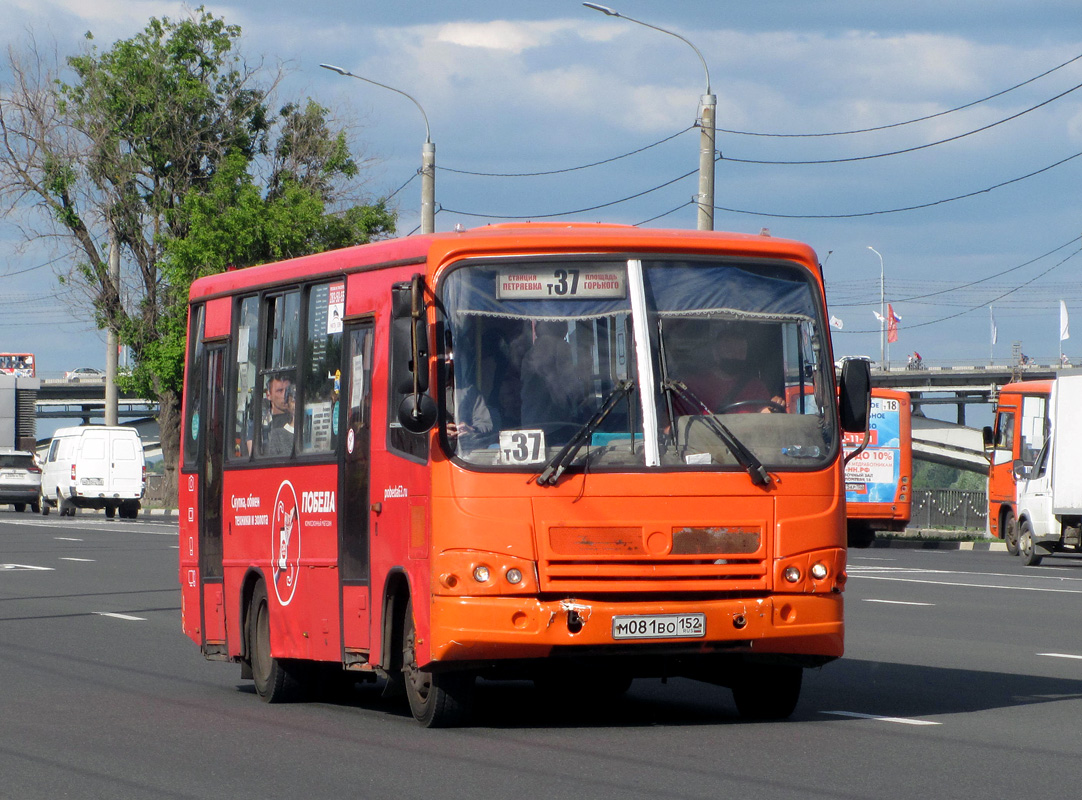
left=612, top=613, right=706, bottom=640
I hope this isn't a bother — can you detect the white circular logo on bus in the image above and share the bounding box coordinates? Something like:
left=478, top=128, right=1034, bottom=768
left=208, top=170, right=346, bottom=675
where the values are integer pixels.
left=271, top=480, right=301, bottom=606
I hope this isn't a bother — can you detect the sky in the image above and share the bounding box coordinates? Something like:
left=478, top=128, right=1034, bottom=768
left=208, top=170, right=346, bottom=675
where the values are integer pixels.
left=2, top=0, right=1082, bottom=395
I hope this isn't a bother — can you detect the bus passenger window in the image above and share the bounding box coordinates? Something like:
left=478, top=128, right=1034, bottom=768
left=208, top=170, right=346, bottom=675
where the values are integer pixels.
left=232, top=295, right=260, bottom=459
left=301, top=282, right=343, bottom=455
left=258, top=291, right=299, bottom=458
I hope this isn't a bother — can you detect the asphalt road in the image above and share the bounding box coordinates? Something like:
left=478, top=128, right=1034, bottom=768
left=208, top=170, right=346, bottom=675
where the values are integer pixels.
left=3, top=509, right=1082, bottom=799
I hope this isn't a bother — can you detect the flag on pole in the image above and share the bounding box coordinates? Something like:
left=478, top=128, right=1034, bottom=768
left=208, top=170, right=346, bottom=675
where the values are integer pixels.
left=990, top=307, right=997, bottom=345
left=829, top=315, right=844, bottom=330
left=887, top=304, right=900, bottom=344
left=1060, top=300, right=1070, bottom=341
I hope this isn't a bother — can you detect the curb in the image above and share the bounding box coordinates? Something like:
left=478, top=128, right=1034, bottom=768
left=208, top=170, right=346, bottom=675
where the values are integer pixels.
left=868, top=538, right=1008, bottom=552
left=57, top=507, right=179, bottom=519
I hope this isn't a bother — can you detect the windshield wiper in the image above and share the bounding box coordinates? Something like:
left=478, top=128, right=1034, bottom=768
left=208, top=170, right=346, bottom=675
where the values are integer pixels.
left=662, top=379, right=772, bottom=487
left=536, top=380, right=635, bottom=486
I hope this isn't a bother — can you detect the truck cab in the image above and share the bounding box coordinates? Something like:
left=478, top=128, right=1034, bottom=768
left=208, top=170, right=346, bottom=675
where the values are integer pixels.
left=1014, top=374, right=1082, bottom=566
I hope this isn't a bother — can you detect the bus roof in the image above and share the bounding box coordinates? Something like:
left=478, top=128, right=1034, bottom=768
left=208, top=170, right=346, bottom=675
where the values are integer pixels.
left=188, top=223, right=821, bottom=301
left=999, top=378, right=1053, bottom=396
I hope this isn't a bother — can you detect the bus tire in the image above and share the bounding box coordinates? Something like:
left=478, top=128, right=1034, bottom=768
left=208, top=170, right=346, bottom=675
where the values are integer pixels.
left=731, top=663, right=802, bottom=721
left=402, top=599, right=474, bottom=727
left=1003, top=511, right=1019, bottom=556
left=249, top=581, right=303, bottom=703
left=1019, top=521, right=1043, bottom=567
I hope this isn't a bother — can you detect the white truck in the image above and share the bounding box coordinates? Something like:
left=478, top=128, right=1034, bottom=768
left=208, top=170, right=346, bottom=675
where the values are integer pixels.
left=1013, top=373, right=1082, bottom=566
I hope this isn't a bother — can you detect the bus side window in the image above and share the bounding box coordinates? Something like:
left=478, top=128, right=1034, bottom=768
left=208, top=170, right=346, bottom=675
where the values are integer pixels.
left=300, top=281, right=343, bottom=455
left=259, top=291, right=300, bottom=458
left=231, top=295, right=260, bottom=460
left=993, top=411, right=1013, bottom=451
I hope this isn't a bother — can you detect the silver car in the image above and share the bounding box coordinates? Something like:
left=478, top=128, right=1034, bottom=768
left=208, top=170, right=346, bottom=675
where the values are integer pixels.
left=0, top=450, right=42, bottom=513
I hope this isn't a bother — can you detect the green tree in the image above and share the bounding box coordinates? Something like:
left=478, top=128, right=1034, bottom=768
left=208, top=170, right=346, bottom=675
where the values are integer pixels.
left=0, top=8, right=394, bottom=499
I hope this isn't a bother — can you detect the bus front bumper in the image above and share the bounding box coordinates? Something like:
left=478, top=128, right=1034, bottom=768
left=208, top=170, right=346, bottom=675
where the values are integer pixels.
left=428, top=593, right=843, bottom=667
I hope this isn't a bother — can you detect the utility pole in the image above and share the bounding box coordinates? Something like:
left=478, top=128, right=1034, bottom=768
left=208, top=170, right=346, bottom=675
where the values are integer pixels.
left=584, top=3, right=715, bottom=230
left=320, top=64, right=434, bottom=234
left=105, top=228, right=119, bottom=426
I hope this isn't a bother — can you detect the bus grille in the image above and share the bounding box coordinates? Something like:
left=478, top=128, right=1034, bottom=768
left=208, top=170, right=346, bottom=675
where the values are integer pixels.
left=540, top=525, right=769, bottom=592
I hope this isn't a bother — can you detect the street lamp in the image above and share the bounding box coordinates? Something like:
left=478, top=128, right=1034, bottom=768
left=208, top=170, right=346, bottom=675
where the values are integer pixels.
left=868, top=246, right=885, bottom=369
left=320, top=63, right=435, bottom=235
left=583, top=3, right=716, bottom=231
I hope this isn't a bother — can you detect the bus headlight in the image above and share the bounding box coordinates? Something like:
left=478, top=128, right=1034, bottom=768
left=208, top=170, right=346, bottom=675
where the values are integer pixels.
left=472, top=565, right=491, bottom=583
left=784, top=566, right=801, bottom=583
left=506, top=568, right=523, bottom=585
left=810, top=562, right=828, bottom=580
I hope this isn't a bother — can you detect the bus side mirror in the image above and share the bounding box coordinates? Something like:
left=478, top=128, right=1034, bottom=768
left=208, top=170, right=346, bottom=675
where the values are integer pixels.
left=838, top=357, right=871, bottom=433
left=982, top=425, right=994, bottom=450
left=392, top=274, right=436, bottom=433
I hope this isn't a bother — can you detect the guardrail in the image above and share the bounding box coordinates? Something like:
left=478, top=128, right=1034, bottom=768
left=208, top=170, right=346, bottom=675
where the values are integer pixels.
left=910, top=489, right=987, bottom=531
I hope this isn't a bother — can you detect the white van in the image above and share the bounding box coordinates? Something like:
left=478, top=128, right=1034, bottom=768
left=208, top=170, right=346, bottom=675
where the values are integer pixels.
left=40, top=426, right=146, bottom=519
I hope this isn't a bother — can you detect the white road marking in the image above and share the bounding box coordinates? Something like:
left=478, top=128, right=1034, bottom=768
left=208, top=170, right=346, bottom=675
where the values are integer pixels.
left=863, top=599, right=934, bottom=606
left=60, top=557, right=95, bottom=562
left=823, top=711, right=941, bottom=726
left=54, top=537, right=83, bottom=541
left=93, top=612, right=146, bottom=621
left=852, top=575, right=1082, bottom=594
left=1, top=563, right=54, bottom=571
left=848, top=565, right=1082, bottom=594
left=1038, top=652, right=1082, bottom=660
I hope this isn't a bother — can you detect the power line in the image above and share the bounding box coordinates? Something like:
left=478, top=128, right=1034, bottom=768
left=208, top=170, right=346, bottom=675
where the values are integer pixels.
left=439, top=126, right=694, bottom=178
left=717, top=51, right=1082, bottom=138
left=829, top=235, right=1082, bottom=307
left=721, top=80, right=1082, bottom=166
left=714, top=149, right=1082, bottom=219
left=441, top=165, right=699, bottom=220
left=834, top=245, right=1082, bottom=333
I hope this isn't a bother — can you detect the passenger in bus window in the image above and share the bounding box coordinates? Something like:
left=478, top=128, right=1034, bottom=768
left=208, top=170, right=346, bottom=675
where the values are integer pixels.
left=264, top=375, right=295, bottom=455
left=678, top=327, right=784, bottom=414
left=519, top=321, right=587, bottom=426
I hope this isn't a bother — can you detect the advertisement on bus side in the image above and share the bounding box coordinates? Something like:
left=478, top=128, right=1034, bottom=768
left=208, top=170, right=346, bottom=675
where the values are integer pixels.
left=844, top=395, right=902, bottom=504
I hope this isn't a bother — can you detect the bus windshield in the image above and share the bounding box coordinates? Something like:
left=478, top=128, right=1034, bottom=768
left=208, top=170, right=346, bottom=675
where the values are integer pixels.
left=439, top=257, right=836, bottom=473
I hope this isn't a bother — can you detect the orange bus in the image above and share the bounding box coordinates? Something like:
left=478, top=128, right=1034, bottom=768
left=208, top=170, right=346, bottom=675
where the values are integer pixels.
left=984, top=379, right=1052, bottom=554
left=178, top=222, right=870, bottom=726
left=843, top=388, right=912, bottom=546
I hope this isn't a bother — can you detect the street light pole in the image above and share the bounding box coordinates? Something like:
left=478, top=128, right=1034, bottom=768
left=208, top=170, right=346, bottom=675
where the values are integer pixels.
left=868, top=246, right=885, bottom=369
left=583, top=3, right=715, bottom=230
left=320, top=63, right=435, bottom=234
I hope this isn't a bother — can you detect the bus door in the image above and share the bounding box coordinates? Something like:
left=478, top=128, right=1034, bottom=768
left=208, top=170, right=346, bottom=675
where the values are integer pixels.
left=340, top=321, right=374, bottom=664
left=199, top=344, right=228, bottom=657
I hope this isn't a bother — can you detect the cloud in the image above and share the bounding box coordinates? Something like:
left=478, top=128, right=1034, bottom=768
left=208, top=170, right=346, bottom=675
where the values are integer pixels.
left=435, top=20, right=574, bottom=53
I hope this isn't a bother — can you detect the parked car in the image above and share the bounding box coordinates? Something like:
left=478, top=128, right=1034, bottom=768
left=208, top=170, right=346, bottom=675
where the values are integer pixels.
left=40, top=426, right=145, bottom=518
left=0, top=450, right=42, bottom=513
left=64, top=367, right=105, bottom=382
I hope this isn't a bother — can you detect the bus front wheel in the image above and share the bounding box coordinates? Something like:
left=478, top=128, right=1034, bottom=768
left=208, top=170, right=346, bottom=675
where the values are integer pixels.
left=249, top=581, right=303, bottom=702
left=402, top=599, right=474, bottom=727
left=731, top=663, right=803, bottom=721
left=1003, top=511, right=1019, bottom=556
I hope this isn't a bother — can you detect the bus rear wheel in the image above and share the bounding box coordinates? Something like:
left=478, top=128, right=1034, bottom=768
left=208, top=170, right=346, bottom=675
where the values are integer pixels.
left=249, top=581, right=303, bottom=702
left=731, top=663, right=803, bottom=721
left=1003, top=511, right=1019, bottom=556
left=402, top=599, right=474, bottom=727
